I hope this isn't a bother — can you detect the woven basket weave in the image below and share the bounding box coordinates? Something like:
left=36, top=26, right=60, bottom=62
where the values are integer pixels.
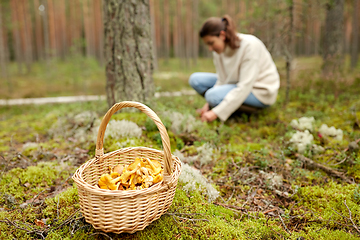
left=72, top=101, right=182, bottom=234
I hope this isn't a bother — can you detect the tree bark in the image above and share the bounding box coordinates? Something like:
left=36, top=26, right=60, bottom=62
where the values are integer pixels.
left=285, top=0, right=294, bottom=105
left=351, top=0, right=359, bottom=69
left=94, top=0, right=104, bottom=64
left=59, top=0, right=67, bottom=59
left=104, top=0, right=155, bottom=108
left=185, top=0, right=192, bottom=68
left=83, top=0, right=91, bottom=58
left=11, top=0, right=23, bottom=74
left=21, top=0, right=33, bottom=73
left=163, top=0, right=170, bottom=61
left=322, top=0, right=345, bottom=76
left=34, top=0, right=44, bottom=61
left=149, top=0, right=158, bottom=70
left=41, top=0, right=50, bottom=62
left=192, top=0, right=198, bottom=65
left=0, top=3, right=8, bottom=79
left=47, top=0, right=57, bottom=58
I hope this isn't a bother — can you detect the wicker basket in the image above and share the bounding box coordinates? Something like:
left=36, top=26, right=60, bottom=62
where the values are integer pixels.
left=72, top=101, right=182, bottom=234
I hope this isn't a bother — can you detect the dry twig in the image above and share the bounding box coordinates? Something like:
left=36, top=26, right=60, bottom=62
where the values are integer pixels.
left=277, top=210, right=291, bottom=235
left=297, top=154, right=353, bottom=184
left=331, top=200, right=360, bottom=235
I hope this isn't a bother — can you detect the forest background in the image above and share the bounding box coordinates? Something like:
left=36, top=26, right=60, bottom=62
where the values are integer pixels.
left=0, top=0, right=360, bottom=239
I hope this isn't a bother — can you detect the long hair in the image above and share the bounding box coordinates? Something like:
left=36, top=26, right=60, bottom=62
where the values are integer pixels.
left=199, top=15, right=240, bottom=49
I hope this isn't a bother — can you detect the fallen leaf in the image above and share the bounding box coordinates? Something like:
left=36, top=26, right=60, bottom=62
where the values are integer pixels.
left=34, top=219, right=45, bottom=228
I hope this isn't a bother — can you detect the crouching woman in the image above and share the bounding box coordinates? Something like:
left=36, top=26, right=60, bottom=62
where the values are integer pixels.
left=189, top=15, right=280, bottom=122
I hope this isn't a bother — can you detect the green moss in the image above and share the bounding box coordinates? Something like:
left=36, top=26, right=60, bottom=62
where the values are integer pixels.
left=0, top=162, right=70, bottom=204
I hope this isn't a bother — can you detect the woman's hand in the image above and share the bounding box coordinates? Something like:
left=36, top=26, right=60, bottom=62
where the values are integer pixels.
left=201, top=110, right=218, bottom=122
left=196, top=103, right=209, bottom=116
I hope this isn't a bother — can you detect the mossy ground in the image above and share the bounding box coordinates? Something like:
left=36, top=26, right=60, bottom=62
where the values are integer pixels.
left=0, top=57, right=360, bottom=239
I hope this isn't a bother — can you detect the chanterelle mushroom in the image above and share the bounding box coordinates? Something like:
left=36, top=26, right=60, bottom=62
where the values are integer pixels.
left=153, top=173, right=163, bottom=184
left=145, top=158, right=162, bottom=176
left=98, top=174, right=121, bottom=190
left=113, top=164, right=124, bottom=175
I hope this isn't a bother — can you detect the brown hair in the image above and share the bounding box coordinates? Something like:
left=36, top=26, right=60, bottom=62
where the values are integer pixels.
left=199, top=15, right=240, bottom=49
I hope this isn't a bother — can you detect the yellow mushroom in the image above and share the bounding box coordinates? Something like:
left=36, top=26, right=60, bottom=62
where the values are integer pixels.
left=113, top=164, right=124, bottom=175
left=120, top=163, right=141, bottom=185
left=153, top=173, right=163, bottom=184
left=98, top=174, right=121, bottom=190
left=127, top=158, right=142, bottom=171
left=145, top=158, right=162, bottom=176
left=143, top=175, right=154, bottom=188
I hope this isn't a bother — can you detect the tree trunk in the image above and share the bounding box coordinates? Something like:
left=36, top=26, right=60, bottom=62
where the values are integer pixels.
left=10, top=0, right=23, bottom=74
left=34, top=0, right=44, bottom=61
left=322, top=0, right=345, bottom=76
left=94, top=0, right=104, bottom=65
left=47, top=0, right=57, bottom=58
left=351, top=0, right=359, bottom=69
left=0, top=3, right=8, bottom=79
left=21, top=0, right=33, bottom=73
left=70, top=0, right=81, bottom=55
left=163, top=0, right=170, bottom=61
left=149, top=0, right=158, bottom=70
left=192, top=0, right=198, bottom=65
left=185, top=0, right=191, bottom=69
left=176, top=0, right=184, bottom=65
left=41, top=0, right=50, bottom=62
left=104, top=0, right=155, bottom=108
left=83, top=0, right=91, bottom=58
left=59, top=0, right=67, bottom=59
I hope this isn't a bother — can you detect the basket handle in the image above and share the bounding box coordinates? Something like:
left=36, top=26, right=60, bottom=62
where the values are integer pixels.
left=95, top=101, right=173, bottom=176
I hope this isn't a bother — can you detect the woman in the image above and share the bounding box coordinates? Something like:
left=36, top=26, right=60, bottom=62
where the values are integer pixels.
left=189, top=15, right=280, bottom=122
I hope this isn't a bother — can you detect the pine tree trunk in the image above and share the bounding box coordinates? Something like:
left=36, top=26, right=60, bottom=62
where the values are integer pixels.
left=163, top=0, right=170, bottom=61
left=0, top=3, right=8, bottom=79
left=59, top=0, right=67, bottom=59
left=94, top=0, right=104, bottom=65
left=83, top=0, right=91, bottom=58
left=322, top=0, right=345, bottom=76
left=185, top=0, right=191, bottom=69
left=149, top=0, right=158, bottom=70
left=21, top=0, right=33, bottom=73
left=104, top=0, right=155, bottom=108
left=47, top=0, right=57, bottom=58
left=34, top=0, right=44, bottom=61
left=192, top=0, right=198, bottom=65
left=11, top=0, right=23, bottom=74
left=351, top=0, right=359, bottom=69
left=41, top=0, right=50, bottom=62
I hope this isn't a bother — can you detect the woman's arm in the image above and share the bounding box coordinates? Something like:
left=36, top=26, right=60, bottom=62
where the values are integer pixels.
left=212, top=58, right=260, bottom=121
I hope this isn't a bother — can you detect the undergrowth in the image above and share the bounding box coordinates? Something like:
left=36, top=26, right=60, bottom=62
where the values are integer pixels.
left=0, top=57, right=360, bottom=239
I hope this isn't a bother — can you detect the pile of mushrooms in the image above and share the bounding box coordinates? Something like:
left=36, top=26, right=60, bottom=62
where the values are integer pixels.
left=98, top=157, right=163, bottom=190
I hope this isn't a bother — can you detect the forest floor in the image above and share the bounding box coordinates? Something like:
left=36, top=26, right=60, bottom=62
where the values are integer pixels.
left=0, top=57, right=360, bottom=239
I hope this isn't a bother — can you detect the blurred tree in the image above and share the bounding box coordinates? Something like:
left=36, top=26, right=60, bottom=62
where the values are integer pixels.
left=11, top=0, right=23, bottom=74
left=351, top=0, right=359, bottom=69
left=34, top=0, right=44, bottom=61
left=41, top=0, right=50, bottom=63
left=149, top=0, right=158, bottom=70
left=163, top=0, right=170, bottom=61
left=0, top=2, right=8, bottom=79
left=103, top=0, right=155, bottom=107
left=322, top=0, right=345, bottom=76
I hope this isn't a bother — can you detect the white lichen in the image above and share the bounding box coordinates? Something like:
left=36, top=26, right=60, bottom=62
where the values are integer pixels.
left=173, top=144, right=214, bottom=165
left=289, top=130, right=314, bottom=153
left=318, top=124, right=343, bottom=141
left=179, top=163, right=219, bottom=202
left=290, top=117, right=315, bottom=131
left=162, top=111, right=202, bottom=134
left=259, top=171, right=283, bottom=190
left=312, top=144, right=325, bottom=154
left=94, top=119, right=142, bottom=140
